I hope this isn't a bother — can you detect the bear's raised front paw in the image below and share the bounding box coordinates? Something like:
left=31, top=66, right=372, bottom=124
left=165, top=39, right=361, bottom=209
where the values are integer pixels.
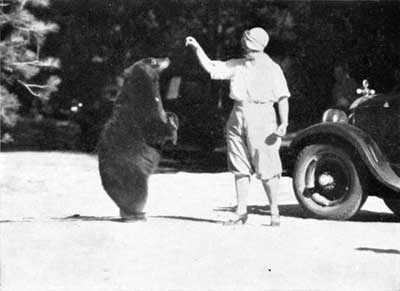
left=166, top=111, right=179, bottom=130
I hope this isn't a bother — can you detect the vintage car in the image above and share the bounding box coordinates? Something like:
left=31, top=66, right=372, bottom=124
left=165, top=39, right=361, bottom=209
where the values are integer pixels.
left=289, top=80, right=400, bottom=220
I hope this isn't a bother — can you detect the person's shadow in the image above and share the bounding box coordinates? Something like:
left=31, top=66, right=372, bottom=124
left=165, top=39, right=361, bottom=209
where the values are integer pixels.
left=214, top=204, right=400, bottom=223
left=215, top=204, right=306, bottom=218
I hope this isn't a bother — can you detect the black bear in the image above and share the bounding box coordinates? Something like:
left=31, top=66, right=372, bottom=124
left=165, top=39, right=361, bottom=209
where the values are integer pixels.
left=98, top=57, right=178, bottom=220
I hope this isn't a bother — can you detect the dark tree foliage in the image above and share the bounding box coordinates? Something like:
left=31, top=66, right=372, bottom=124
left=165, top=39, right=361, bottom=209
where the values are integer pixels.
left=33, top=0, right=400, bottom=149
left=0, top=0, right=60, bottom=141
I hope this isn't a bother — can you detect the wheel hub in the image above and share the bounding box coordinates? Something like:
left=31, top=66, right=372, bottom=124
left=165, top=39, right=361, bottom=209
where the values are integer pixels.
left=305, top=157, right=350, bottom=205
left=318, top=171, right=336, bottom=191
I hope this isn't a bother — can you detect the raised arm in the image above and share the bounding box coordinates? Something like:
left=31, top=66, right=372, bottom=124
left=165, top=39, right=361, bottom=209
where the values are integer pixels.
left=185, top=36, right=214, bottom=74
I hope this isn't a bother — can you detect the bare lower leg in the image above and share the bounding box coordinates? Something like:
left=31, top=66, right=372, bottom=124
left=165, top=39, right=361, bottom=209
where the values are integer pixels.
left=235, top=174, right=250, bottom=215
left=262, top=177, right=280, bottom=215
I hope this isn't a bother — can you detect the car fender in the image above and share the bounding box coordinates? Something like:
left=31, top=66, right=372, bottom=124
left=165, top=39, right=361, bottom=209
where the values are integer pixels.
left=291, top=122, right=400, bottom=192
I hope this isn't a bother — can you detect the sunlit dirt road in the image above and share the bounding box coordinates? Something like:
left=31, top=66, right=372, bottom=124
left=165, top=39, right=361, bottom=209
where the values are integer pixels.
left=1, top=152, right=399, bottom=291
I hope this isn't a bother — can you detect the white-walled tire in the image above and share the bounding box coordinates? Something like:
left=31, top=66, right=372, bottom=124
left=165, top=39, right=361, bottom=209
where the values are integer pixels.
left=293, top=144, right=365, bottom=220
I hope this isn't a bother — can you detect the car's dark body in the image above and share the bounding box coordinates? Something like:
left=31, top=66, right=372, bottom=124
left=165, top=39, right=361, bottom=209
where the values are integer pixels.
left=350, top=93, right=400, bottom=178
left=288, top=85, right=400, bottom=220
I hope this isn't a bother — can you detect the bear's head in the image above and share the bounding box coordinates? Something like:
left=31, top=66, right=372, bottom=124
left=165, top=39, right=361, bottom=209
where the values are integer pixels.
left=124, top=57, right=170, bottom=80
left=120, top=57, right=170, bottom=123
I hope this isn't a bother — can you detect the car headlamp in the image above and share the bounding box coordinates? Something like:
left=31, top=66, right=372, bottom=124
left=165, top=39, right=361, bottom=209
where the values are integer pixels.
left=322, top=108, right=348, bottom=123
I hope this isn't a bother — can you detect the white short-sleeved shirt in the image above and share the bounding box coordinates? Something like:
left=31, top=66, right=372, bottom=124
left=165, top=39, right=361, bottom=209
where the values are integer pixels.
left=209, top=52, right=290, bottom=103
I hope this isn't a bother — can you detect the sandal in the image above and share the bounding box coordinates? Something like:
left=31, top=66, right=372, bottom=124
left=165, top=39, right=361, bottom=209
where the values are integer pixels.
left=223, top=213, right=248, bottom=225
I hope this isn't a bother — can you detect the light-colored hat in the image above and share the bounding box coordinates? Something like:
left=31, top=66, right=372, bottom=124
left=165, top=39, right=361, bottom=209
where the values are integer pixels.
left=242, top=27, right=269, bottom=51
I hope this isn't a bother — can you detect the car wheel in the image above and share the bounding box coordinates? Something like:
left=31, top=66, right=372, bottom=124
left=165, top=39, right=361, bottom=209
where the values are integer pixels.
left=383, top=199, right=400, bottom=218
left=293, top=144, right=365, bottom=220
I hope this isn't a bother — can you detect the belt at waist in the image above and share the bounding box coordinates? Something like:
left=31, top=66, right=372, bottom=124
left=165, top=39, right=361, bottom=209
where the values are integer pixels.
left=235, top=100, right=272, bottom=105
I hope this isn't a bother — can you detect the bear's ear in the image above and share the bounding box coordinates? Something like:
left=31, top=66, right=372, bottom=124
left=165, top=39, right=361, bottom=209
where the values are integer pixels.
left=123, top=63, right=138, bottom=78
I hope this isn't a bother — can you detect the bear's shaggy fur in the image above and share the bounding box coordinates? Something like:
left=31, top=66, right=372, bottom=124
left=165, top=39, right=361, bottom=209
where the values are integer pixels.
left=98, top=57, right=177, bottom=219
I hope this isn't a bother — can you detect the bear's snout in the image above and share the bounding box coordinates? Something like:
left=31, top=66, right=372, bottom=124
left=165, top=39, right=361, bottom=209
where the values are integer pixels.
left=157, top=57, right=170, bottom=71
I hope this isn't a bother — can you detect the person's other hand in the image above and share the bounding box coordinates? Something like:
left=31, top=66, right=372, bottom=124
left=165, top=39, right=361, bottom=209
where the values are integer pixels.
left=275, top=123, right=288, bottom=137
left=185, top=36, right=200, bottom=49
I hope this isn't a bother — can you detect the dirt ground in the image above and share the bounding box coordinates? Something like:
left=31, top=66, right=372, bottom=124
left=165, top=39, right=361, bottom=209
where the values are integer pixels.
left=1, top=152, right=400, bottom=291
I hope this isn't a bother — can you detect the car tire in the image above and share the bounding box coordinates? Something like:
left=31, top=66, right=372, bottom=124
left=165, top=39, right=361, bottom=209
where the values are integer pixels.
left=293, top=144, right=365, bottom=220
left=383, top=198, right=400, bottom=218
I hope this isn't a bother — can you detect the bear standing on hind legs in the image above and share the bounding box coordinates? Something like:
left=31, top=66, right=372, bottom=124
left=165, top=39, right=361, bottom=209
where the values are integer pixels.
left=98, top=57, right=178, bottom=220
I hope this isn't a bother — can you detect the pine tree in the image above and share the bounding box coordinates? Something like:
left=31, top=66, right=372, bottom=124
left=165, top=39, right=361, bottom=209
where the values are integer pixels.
left=0, top=0, right=60, bottom=139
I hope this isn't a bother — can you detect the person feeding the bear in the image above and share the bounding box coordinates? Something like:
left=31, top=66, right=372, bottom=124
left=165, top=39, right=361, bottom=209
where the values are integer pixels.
left=186, top=27, right=290, bottom=226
